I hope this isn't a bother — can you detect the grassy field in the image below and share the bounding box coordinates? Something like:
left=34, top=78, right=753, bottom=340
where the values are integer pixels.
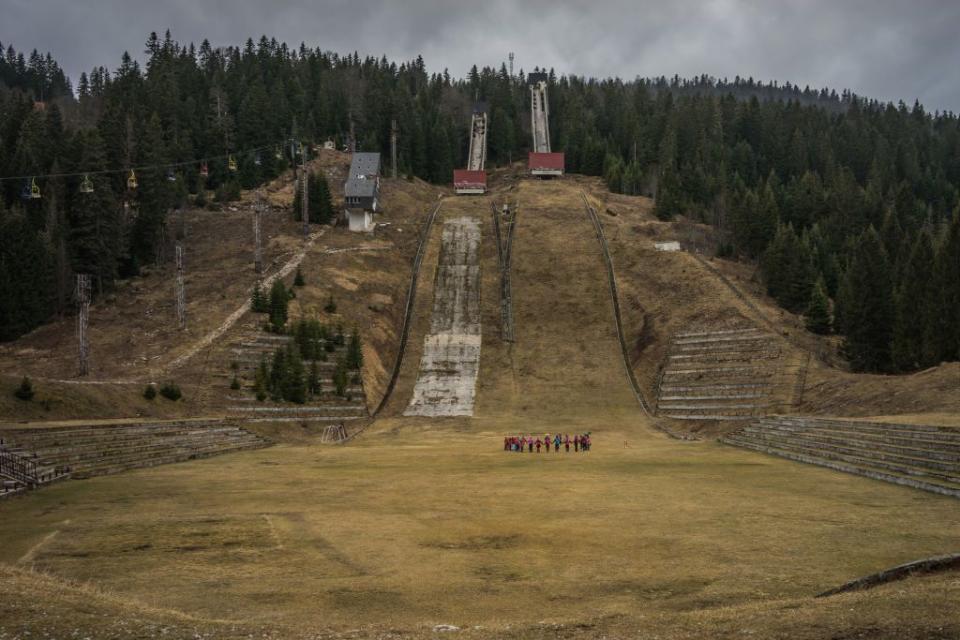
left=1, top=422, right=958, bottom=636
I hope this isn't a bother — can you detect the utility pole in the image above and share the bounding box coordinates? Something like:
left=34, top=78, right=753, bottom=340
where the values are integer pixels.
left=254, top=192, right=264, bottom=275
left=177, top=206, right=185, bottom=240
left=509, top=52, right=514, bottom=78
left=76, top=274, right=91, bottom=376
left=301, top=155, right=309, bottom=237
left=175, top=243, right=186, bottom=330
left=348, top=114, right=356, bottom=153
left=391, top=119, right=398, bottom=179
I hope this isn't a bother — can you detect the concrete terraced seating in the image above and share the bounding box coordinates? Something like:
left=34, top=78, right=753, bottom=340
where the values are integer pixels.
left=0, top=418, right=269, bottom=480
left=226, top=404, right=368, bottom=422
left=721, top=416, right=960, bottom=498
left=0, top=477, right=27, bottom=499
left=656, top=326, right=787, bottom=420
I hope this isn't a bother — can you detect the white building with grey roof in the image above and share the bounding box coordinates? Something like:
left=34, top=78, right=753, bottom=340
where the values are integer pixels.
left=343, top=152, right=381, bottom=232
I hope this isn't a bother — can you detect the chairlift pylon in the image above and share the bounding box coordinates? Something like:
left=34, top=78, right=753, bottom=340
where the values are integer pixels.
left=127, top=169, right=138, bottom=190
left=80, top=174, right=94, bottom=194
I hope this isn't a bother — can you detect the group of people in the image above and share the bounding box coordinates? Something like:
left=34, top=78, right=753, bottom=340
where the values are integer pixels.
left=503, top=433, right=592, bottom=453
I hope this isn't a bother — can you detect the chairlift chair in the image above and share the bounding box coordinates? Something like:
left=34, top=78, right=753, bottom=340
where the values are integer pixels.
left=254, top=152, right=262, bottom=166
left=228, top=154, right=238, bottom=172
left=29, top=177, right=41, bottom=199
left=199, top=162, right=209, bottom=178
left=127, top=169, right=138, bottom=190
left=79, top=174, right=94, bottom=194
left=166, top=168, right=177, bottom=182
left=20, top=179, right=33, bottom=200
left=274, top=146, right=283, bottom=160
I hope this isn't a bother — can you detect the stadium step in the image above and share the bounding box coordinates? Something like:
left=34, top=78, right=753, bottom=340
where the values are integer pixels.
left=0, top=419, right=270, bottom=484
left=721, top=416, right=960, bottom=498
left=722, top=436, right=960, bottom=498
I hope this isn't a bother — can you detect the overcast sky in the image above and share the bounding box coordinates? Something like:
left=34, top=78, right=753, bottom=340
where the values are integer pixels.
left=4, top=0, right=959, bottom=112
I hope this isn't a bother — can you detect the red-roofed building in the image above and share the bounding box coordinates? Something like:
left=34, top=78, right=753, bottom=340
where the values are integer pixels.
left=453, top=169, right=487, bottom=195
left=529, top=152, right=564, bottom=177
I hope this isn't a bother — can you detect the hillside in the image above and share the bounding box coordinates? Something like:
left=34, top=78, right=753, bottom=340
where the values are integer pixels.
left=2, top=165, right=958, bottom=430
left=0, top=150, right=444, bottom=421
left=575, top=181, right=960, bottom=435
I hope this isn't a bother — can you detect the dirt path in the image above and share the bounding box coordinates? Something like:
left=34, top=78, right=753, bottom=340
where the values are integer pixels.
left=160, top=230, right=326, bottom=377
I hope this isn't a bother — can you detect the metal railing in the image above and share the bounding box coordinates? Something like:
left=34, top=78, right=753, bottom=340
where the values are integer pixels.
left=371, top=201, right=444, bottom=417
left=0, top=444, right=49, bottom=486
left=490, top=203, right=517, bottom=342
left=581, top=192, right=652, bottom=417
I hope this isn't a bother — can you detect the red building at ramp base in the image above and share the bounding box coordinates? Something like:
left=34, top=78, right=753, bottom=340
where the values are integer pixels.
left=454, top=169, right=487, bottom=194
left=529, top=152, right=564, bottom=177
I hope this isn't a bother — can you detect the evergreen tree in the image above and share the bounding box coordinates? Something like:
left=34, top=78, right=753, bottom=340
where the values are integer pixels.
left=13, top=376, right=35, bottom=401
left=251, top=283, right=269, bottom=312
left=307, top=360, right=321, bottom=395
left=838, top=227, right=895, bottom=372
left=254, top=359, right=269, bottom=401
left=293, top=171, right=336, bottom=224
left=333, top=357, right=349, bottom=396
left=130, top=113, right=171, bottom=266
left=347, top=328, right=363, bottom=370
left=0, top=208, right=55, bottom=341
left=268, top=278, right=289, bottom=332
left=269, top=346, right=286, bottom=401
left=281, top=342, right=306, bottom=403
left=762, top=223, right=815, bottom=312
left=891, top=230, right=935, bottom=370
left=69, top=130, right=121, bottom=293
left=315, top=173, right=335, bottom=224
left=928, top=212, right=960, bottom=363
left=804, top=277, right=832, bottom=335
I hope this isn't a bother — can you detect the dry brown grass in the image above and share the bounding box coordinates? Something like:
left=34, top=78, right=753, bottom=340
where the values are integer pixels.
left=1, top=423, right=958, bottom=638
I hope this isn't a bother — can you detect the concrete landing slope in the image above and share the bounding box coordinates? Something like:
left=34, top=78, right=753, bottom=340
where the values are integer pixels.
left=405, top=216, right=482, bottom=417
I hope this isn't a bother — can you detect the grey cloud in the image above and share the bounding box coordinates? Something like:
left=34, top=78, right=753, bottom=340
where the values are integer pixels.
left=3, top=0, right=959, bottom=112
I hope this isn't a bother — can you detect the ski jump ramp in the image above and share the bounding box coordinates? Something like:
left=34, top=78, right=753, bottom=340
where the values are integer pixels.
left=405, top=216, right=482, bottom=417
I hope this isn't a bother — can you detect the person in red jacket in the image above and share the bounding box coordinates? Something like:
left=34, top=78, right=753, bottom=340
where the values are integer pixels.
left=574, top=435, right=580, bottom=452
left=564, top=434, right=570, bottom=452
left=544, top=434, right=551, bottom=452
